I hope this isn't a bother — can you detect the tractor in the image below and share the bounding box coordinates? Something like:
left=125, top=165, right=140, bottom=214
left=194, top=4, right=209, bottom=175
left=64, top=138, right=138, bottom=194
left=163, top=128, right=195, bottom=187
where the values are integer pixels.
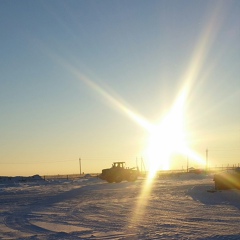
left=98, top=162, right=139, bottom=183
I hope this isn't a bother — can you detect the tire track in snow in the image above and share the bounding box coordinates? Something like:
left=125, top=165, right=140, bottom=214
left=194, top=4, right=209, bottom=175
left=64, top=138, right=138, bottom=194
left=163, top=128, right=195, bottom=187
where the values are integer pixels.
left=2, top=178, right=240, bottom=239
left=1, top=181, right=115, bottom=237
left=2, top=183, right=91, bottom=236
left=2, top=193, right=55, bottom=235
left=3, top=211, right=53, bottom=235
left=64, top=181, right=141, bottom=239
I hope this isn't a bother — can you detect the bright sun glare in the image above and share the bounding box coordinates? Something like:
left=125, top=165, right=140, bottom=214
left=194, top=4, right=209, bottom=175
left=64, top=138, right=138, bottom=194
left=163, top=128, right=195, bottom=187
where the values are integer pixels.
left=60, top=62, right=206, bottom=177
left=53, top=0, right=224, bottom=180
left=145, top=91, right=187, bottom=178
left=53, top=2, right=227, bottom=233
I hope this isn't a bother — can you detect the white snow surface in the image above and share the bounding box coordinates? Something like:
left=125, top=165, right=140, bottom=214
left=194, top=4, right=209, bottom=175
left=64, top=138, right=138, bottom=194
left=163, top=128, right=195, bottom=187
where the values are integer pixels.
left=1, top=174, right=240, bottom=239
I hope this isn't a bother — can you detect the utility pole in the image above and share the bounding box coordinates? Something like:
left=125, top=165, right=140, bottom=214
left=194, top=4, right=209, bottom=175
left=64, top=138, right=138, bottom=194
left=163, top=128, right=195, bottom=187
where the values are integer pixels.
left=79, top=158, right=81, bottom=176
left=141, top=157, right=146, bottom=174
left=187, top=157, right=189, bottom=173
left=206, top=149, right=208, bottom=172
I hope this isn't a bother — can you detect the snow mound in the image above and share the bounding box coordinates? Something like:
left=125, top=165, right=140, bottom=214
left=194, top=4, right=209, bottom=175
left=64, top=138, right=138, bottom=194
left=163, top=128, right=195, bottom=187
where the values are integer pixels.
left=0, top=174, right=44, bottom=183
left=188, top=184, right=240, bottom=210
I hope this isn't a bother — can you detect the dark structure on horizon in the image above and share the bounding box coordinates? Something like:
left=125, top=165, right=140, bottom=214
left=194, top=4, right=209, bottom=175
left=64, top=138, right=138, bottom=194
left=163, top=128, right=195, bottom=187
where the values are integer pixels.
left=214, top=168, right=240, bottom=190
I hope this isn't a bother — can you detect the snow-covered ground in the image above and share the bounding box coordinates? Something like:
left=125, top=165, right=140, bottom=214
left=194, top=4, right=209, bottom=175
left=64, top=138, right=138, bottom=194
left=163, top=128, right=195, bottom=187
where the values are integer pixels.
left=0, top=174, right=240, bottom=239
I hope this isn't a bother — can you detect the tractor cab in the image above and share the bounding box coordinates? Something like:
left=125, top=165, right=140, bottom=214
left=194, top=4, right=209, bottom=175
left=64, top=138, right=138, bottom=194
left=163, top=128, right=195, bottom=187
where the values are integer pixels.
left=112, top=162, right=125, bottom=168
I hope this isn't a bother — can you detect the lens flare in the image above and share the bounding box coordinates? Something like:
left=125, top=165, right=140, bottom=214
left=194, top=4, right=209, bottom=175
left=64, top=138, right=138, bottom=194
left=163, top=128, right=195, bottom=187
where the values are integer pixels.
left=127, top=3, right=226, bottom=231
left=50, top=4, right=226, bottom=231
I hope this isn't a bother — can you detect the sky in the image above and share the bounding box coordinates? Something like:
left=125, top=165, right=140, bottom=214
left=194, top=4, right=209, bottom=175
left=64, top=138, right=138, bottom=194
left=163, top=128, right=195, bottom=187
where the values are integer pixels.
left=0, top=0, right=240, bottom=176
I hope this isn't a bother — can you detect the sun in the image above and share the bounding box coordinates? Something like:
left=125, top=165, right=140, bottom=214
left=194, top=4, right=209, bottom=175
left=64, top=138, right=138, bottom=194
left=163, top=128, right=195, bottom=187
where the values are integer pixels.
left=145, top=92, right=187, bottom=178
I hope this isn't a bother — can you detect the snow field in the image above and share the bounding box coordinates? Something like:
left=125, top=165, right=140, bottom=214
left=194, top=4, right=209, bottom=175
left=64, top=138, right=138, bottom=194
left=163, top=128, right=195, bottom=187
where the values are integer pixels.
left=0, top=174, right=240, bottom=239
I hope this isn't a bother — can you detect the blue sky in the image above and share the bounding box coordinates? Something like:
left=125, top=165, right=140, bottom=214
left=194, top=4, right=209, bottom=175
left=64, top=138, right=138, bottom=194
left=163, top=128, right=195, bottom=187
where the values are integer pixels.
left=0, top=0, right=240, bottom=176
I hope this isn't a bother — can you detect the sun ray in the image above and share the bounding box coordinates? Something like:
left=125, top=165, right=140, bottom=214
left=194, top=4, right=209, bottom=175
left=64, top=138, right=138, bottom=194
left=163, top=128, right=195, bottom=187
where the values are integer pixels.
left=54, top=58, right=153, bottom=132
left=74, top=72, right=153, bottom=131
left=128, top=4, right=227, bottom=232
left=50, top=5, right=227, bottom=228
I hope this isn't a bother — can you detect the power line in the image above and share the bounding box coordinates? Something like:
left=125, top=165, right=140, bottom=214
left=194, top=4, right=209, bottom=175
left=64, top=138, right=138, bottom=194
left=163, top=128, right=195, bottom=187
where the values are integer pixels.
left=0, top=159, right=77, bottom=165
